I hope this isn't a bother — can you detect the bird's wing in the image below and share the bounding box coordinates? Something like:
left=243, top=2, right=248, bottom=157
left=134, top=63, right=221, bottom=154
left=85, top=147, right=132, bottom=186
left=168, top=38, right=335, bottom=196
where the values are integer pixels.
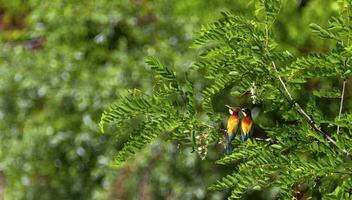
left=249, top=122, right=254, bottom=136
left=251, top=107, right=261, bottom=120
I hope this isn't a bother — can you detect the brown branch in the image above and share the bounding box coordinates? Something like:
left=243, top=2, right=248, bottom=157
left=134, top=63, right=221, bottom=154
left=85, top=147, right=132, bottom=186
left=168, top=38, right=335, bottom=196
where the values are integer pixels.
left=336, top=79, right=346, bottom=135
left=271, top=61, right=351, bottom=158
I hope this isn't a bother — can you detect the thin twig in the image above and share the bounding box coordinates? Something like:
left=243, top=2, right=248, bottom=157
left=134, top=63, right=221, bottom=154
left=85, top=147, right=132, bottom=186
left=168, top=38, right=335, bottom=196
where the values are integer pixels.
left=270, top=61, right=351, bottom=158
left=336, top=79, right=346, bottom=135
left=254, top=137, right=272, bottom=142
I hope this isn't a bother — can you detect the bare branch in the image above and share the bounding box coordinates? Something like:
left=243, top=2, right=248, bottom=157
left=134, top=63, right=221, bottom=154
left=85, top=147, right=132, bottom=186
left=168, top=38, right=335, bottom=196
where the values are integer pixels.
left=254, top=137, right=272, bottom=142
left=271, top=61, right=351, bottom=158
left=336, top=79, right=347, bottom=135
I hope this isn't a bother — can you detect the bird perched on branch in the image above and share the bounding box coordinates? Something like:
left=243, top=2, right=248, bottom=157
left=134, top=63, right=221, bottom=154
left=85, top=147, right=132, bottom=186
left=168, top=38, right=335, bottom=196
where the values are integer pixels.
left=225, top=105, right=240, bottom=154
left=240, top=108, right=253, bottom=142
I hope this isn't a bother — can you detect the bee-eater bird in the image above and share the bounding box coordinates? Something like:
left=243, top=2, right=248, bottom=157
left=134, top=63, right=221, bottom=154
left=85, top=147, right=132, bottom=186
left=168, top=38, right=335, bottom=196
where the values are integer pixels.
left=225, top=105, right=240, bottom=154
left=240, top=108, right=253, bottom=142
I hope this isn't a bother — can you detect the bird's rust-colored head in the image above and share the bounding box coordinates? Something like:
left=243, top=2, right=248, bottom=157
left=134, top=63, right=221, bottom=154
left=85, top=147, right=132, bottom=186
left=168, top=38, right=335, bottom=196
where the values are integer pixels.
left=225, top=105, right=241, bottom=116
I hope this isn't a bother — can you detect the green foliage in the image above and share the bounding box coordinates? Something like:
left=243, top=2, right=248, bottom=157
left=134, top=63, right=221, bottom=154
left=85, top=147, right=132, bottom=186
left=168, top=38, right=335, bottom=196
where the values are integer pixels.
left=0, top=0, right=242, bottom=199
left=1, top=0, right=351, bottom=199
left=100, top=58, right=220, bottom=166
left=101, top=0, right=352, bottom=199
left=100, top=90, right=175, bottom=165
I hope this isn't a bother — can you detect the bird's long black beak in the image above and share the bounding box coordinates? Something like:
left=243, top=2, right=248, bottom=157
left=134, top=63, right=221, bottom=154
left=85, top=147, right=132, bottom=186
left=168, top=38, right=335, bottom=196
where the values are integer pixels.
left=225, top=105, right=232, bottom=109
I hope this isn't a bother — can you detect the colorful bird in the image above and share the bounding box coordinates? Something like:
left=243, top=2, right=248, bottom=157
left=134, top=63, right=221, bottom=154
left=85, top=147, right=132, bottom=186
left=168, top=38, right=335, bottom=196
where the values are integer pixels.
left=225, top=105, right=241, bottom=154
left=240, top=108, right=253, bottom=142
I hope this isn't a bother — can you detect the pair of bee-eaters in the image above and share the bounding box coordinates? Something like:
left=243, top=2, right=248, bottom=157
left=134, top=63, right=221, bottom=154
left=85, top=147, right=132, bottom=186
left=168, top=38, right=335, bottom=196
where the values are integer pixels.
left=225, top=105, right=253, bottom=155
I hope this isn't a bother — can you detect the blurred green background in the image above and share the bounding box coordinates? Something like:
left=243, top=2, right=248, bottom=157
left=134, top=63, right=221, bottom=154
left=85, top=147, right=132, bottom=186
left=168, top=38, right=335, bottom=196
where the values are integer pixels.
left=0, top=0, right=347, bottom=199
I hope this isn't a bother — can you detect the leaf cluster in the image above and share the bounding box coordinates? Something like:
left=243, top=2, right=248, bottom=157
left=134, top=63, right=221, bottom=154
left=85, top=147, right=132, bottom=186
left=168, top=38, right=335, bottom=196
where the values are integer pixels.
left=100, top=0, right=352, bottom=199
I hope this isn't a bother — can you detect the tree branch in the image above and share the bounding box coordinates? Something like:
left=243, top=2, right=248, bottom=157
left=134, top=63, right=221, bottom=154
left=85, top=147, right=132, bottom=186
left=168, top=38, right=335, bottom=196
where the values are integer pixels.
left=271, top=61, right=351, bottom=158
left=336, top=79, right=346, bottom=135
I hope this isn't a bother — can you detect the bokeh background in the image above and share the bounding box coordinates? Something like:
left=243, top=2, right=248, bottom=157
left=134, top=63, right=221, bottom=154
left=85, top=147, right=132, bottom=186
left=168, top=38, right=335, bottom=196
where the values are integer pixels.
left=0, top=0, right=348, bottom=199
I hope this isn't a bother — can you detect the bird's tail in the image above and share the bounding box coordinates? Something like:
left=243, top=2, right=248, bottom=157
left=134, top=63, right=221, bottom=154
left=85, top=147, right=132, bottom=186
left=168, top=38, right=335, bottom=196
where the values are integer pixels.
left=241, top=134, right=248, bottom=142
left=226, top=142, right=232, bottom=155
